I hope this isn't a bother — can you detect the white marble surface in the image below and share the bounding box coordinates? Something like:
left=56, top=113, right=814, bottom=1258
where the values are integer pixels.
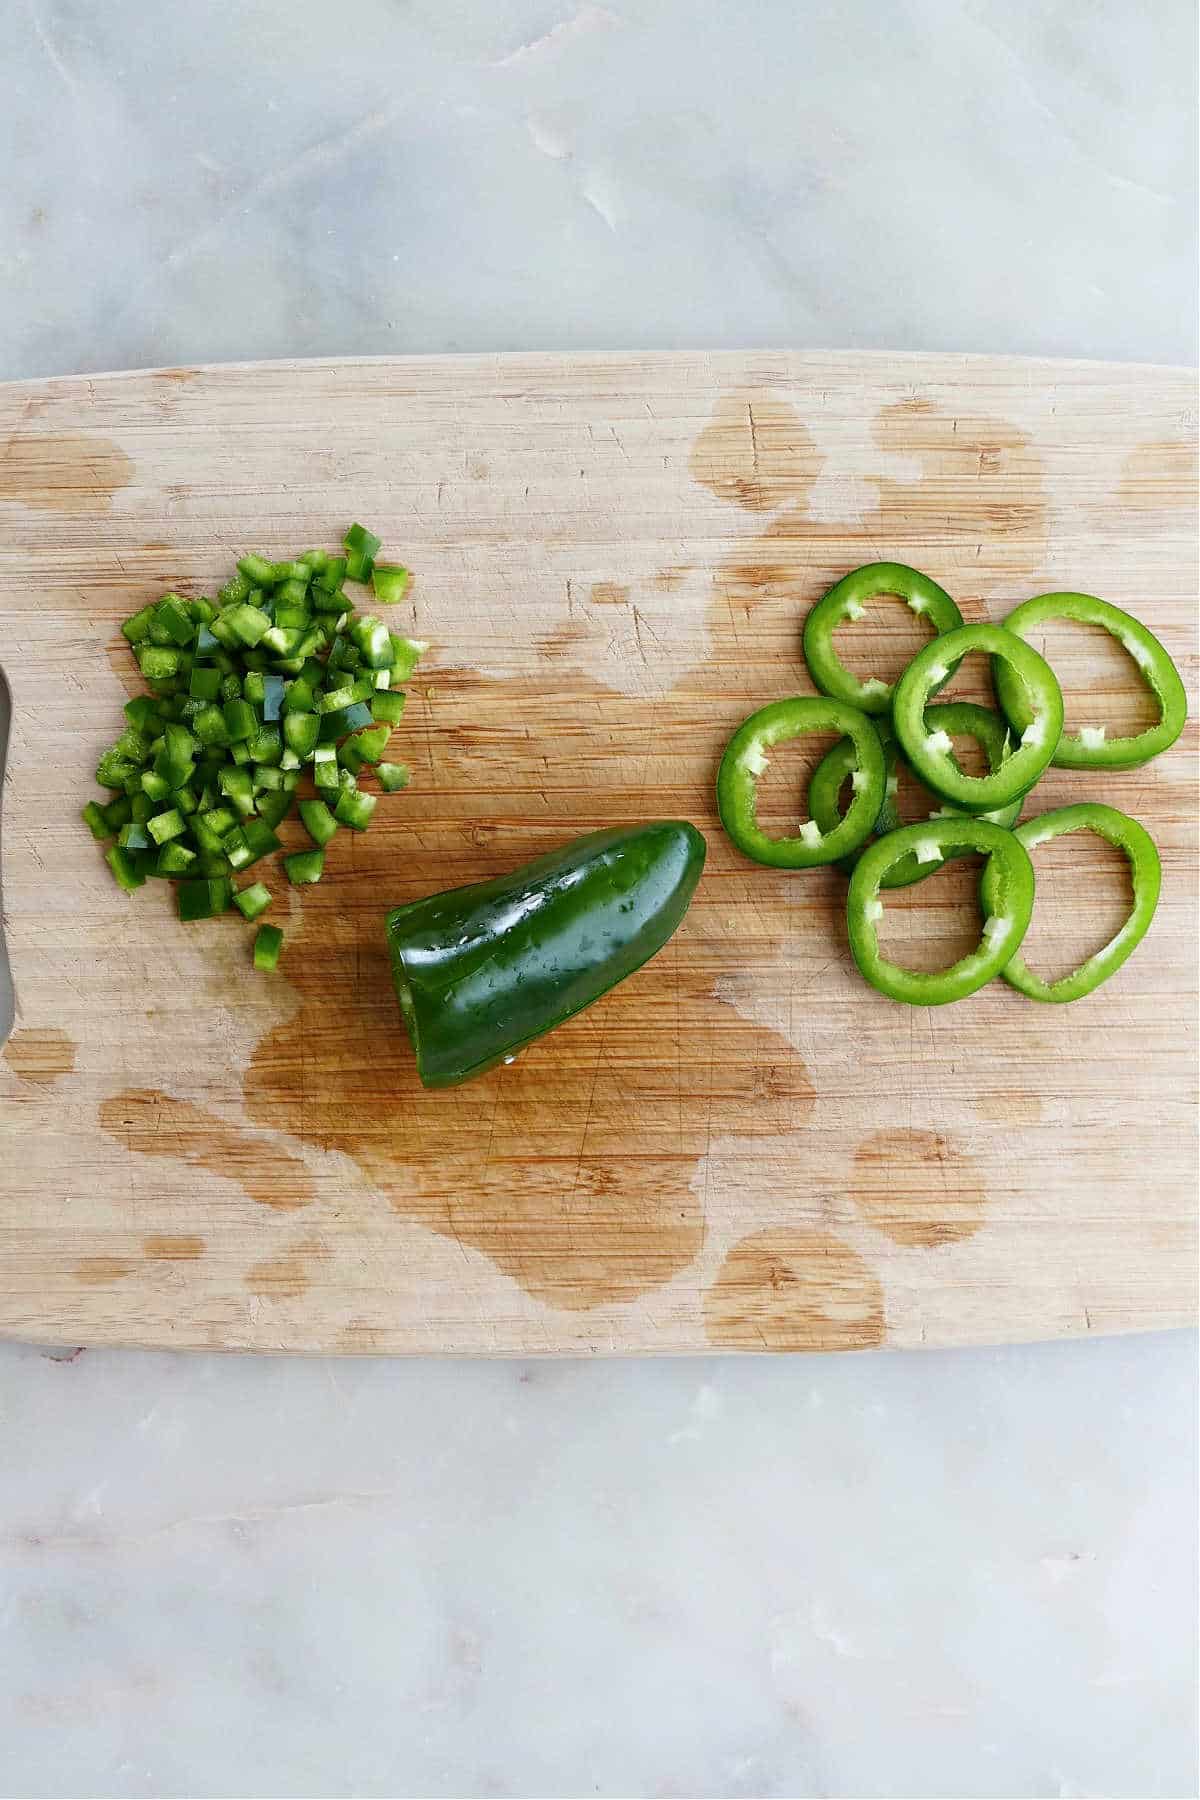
left=0, top=3, right=1196, bottom=1797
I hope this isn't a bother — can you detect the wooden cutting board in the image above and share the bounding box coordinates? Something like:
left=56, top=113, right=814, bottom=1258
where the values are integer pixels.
left=1, top=351, right=1196, bottom=1354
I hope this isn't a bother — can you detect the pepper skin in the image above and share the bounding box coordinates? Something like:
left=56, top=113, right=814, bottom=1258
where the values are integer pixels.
left=809, top=702, right=1023, bottom=889
left=386, top=821, right=706, bottom=1087
left=802, top=562, right=963, bottom=715
left=993, top=593, right=1187, bottom=770
left=980, top=803, right=1161, bottom=1003
left=846, top=817, right=1035, bottom=1006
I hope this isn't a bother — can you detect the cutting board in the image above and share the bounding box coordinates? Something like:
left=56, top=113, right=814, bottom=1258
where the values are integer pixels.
left=1, top=351, right=1196, bottom=1355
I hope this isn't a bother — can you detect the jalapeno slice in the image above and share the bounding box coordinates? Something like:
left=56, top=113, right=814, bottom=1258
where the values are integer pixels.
left=994, top=593, right=1187, bottom=769
left=980, top=803, right=1161, bottom=1003
left=893, top=624, right=1063, bottom=812
left=846, top=817, right=1035, bottom=1005
left=802, top=562, right=963, bottom=715
left=717, top=697, right=886, bottom=869
left=809, top=703, right=1023, bottom=889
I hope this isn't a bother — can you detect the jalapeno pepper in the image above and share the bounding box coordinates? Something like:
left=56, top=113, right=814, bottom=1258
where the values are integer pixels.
left=386, top=821, right=706, bottom=1088
left=802, top=562, right=963, bottom=715
left=979, top=803, right=1160, bottom=1003
left=994, top=593, right=1188, bottom=769
left=809, top=703, right=1024, bottom=889
left=846, top=817, right=1035, bottom=1006
left=717, top=697, right=886, bottom=869
left=893, top=623, right=1063, bottom=813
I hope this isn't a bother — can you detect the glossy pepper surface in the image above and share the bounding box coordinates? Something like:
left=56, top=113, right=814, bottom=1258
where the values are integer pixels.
left=893, top=623, right=1063, bottom=813
left=809, top=702, right=1023, bottom=889
left=802, top=561, right=963, bottom=715
left=846, top=816, right=1035, bottom=1006
left=981, top=803, right=1161, bottom=1003
left=717, top=696, right=886, bottom=868
left=994, top=592, right=1187, bottom=770
left=386, top=821, right=706, bottom=1087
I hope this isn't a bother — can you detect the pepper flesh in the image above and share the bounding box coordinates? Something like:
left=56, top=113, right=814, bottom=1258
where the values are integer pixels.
left=809, top=703, right=1023, bottom=888
left=386, top=822, right=706, bottom=1087
left=980, top=803, right=1161, bottom=1002
left=717, top=697, right=886, bottom=869
left=892, top=623, right=1063, bottom=812
left=994, top=593, right=1187, bottom=769
left=802, top=562, right=963, bottom=715
left=846, top=817, right=1035, bottom=1005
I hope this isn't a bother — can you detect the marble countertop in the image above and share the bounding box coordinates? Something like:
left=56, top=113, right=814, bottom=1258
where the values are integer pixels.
left=1, top=2, right=1196, bottom=1796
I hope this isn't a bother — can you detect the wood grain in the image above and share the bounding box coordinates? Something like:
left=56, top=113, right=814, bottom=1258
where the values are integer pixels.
left=0, top=351, right=1195, bottom=1354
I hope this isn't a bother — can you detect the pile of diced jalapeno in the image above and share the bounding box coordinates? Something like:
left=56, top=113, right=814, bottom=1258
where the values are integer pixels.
left=717, top=566, right=1187, bottom=1007
left=82, top=524, right=423, bottom=971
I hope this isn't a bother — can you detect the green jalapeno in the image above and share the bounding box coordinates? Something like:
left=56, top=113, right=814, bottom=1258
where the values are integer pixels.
left=717, top=697, right=886, bottom=868
left=386, top=822, right=707, bottom=1088
left=809, top=703, right=1023, bottom=889
left=893, top=624, right=1063, bottom=813
left=846, top=817, right=1035, bottom=1005
left=802, top=562, right=963, bottom=715
left=994, top=593, right=1187, bottom=769
left=980, top=803, right=1161, bottom=1003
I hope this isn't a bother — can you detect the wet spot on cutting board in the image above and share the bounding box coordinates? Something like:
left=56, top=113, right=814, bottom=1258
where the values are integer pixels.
left=3, top=1028, right=76, bottom=1085
left=973, top=1092, right=1043, bottom=1127
left=0, top=434, right=133, bottom=513
left=105, top=634, right=145, bottom=698
left=705, top=1230, right=885, bottom=1351
left=689, top=396, right=821, bottom=512
left=245, top=1237, right=327, bottom=1300
left=73, top=1257, right=135, bottom=1285
left=849, top=1127, right=987, bottom=1247
left=99, top=1088, right=314, bottom=1211
left=143, top=1234, right=206, bottom=1260
left=653, top=566, right=690, bottom=590
left=535, top=620, right=591, bottom=659
left=245, top=1255, right=309, bottom=1299
left=1116, top=437, right=1199, bottom=508
left=681, top=397, right=1049, bottom=692
left=240, top=680, right=813, bottom=1311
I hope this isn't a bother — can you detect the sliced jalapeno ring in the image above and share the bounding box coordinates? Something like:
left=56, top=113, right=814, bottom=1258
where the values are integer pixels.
left=980, top=803, right=1161, bottom=1003
left=810, top=703, right=1024, bottom=889
left=717, top=697, right=886, bottom=869
left=994, top=592, right=1188, bottom=770
left=802, top=562, right=963, bottom=716
left=893, top=623, right=1063, bottom=813
left=847, top=817, right=1036, bottom=1006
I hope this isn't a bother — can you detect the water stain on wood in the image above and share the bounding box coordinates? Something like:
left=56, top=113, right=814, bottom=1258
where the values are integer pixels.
left=973, top=1092, right=1043, bottom=1126
left=1117, top=437, right=1199, bottom=507
left=536, top=620, right=590, bottom=658
left=0, top=434, right=133, bottom=513
left=241, top=669, right=813, bottom=1312
left=73, top=1257, right=135, bottom=1285
left=705, top=1229, right=885, bottom=1351
left=849, top=1127, right=987, bottom=1247
left=105, top=634, right=145, bottom=698
left=143, top=1234, right=206, bottom=1260
left=246, top=1236, right=327, bottom=1299
left=3, top=1028, right=76, bottom=1085
left=590, top=581, right=630, bottom=606
left=694, top=396, right=1048, bottom=657
left=99, top=1088, right=314, bottom=1211
left=690, top=396, right=821, bottom=512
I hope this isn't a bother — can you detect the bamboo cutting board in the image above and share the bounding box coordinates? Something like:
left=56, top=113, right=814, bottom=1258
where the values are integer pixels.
left=0, top=351, right=1196, bottom=1355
